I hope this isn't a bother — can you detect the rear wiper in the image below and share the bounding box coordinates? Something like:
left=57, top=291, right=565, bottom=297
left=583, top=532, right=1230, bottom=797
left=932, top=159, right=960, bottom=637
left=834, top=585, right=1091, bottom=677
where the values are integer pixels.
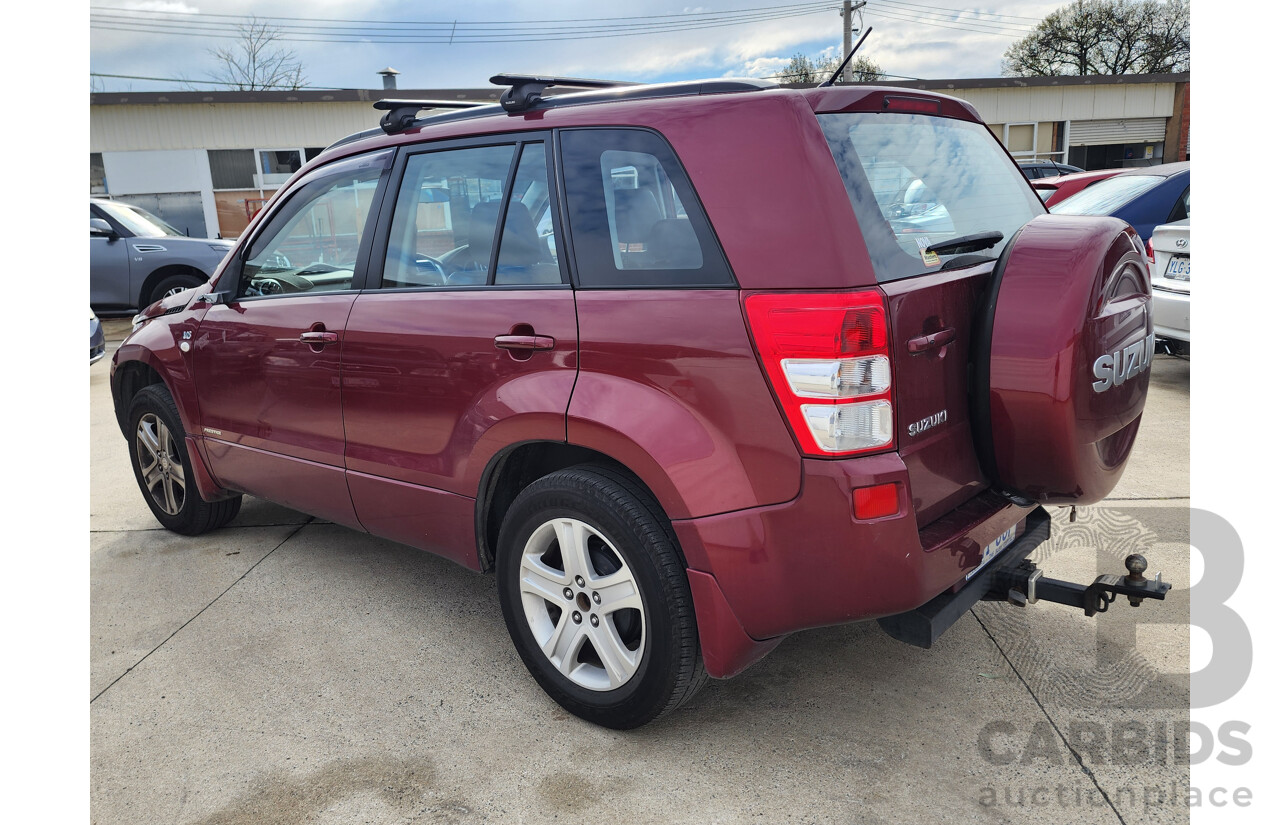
left=939, top=253, right=996, bottom=271
left=925, top=230, right=1003, bottom=256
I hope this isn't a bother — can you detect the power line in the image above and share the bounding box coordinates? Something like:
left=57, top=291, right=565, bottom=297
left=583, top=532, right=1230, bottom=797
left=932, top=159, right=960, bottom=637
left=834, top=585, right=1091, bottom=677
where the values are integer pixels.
left=89, top=2, right=840, bottom=28
left=872, top=2, right=1036, bottom=32
left=89, top=3, right=845, bottom=43
left=875, top=0, right=1043, bottom=23
left=862, top=7, right=1034, bottom=37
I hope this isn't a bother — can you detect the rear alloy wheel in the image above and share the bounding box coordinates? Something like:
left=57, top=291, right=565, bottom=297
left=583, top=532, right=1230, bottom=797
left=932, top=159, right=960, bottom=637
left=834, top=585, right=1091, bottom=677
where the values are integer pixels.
left=127, top=385, right=242, bottom=535
left=496, top=466, right=705, bottom=729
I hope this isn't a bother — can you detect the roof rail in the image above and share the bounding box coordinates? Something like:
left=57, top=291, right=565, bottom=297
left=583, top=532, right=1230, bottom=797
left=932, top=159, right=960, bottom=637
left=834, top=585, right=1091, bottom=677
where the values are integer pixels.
left=489, top=74, right=630, bottom=113
left=325, top=76, right=776, bottom=153
left=374, top=99, right=485, bottom=134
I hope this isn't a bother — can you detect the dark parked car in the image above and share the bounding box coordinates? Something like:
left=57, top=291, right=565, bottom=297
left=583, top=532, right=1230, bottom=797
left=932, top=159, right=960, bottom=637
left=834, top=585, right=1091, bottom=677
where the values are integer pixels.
left=1049, top=161, right=1190, bottom=242
left=1031, top=168, right=1124, bottom=207
left=1018, top=159, right=1083, bottom=179
left=91, top=199, right=235, bottom=312
left=112, top=76, right=1166, bottom=728
left=91, top=310, right=105, bottom=364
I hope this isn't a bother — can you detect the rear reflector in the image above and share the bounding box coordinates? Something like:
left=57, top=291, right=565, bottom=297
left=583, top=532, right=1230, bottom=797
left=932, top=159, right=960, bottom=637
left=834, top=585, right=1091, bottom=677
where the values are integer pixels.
left=744, top=291, right=894, bottom=457
left=853, top=483, right=900, bottom=520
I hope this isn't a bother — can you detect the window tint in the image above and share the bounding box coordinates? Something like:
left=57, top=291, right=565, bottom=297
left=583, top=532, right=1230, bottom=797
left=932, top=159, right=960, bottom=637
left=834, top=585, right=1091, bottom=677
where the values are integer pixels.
left=560, top=129, right=733, bottom=288
left=1049, top=175, right=1163, bottom=216
left=96, top=200, right=184, bottom=238
left=239, top=149, right=391, bottom=298
left=1167, top=185, right=1190, bottom=222
left=494, top=143, right=563, bottom=286
left=381, top=144, right=516, bottom=288
left=819, top=112, right=1044, bottom=283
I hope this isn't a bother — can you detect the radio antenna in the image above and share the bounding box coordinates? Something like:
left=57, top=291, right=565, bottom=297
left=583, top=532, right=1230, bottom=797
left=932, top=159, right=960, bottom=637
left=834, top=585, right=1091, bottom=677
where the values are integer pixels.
left=819, top=26, right=874, bottom=88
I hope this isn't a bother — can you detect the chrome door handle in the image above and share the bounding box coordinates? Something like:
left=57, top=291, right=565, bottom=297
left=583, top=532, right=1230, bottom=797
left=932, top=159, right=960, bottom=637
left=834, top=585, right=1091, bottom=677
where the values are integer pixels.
left=494, top=334, right=555, bottom=351
left=299, top=331, right=338, bottom=345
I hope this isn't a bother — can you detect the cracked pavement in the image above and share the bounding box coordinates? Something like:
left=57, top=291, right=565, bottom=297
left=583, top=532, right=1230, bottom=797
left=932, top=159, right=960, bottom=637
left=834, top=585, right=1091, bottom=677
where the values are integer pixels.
left=91, top=319, right=1190, bottom=824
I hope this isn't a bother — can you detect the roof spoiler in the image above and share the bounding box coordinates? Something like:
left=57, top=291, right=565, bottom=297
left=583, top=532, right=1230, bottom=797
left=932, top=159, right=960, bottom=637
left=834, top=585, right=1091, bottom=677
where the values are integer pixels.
left=489, top=74, right=629, bottom=113
left=374, top=99, right=485, bottom=134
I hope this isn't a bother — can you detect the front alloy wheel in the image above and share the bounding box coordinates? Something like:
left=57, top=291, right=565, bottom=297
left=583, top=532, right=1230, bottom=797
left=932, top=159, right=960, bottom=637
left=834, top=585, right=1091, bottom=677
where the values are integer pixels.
left=135, top=412, right=186, bottom=515
left=126, top=384, right=242, bottom=535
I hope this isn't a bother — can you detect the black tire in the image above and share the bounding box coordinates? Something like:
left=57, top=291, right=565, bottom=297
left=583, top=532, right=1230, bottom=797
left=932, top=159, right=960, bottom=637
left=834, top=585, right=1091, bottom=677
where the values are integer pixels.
left=496, top=465, right=706, bottom=729
left=148, top=272, right=204, bottom=306
left=127, top=385, right=242, bottom=535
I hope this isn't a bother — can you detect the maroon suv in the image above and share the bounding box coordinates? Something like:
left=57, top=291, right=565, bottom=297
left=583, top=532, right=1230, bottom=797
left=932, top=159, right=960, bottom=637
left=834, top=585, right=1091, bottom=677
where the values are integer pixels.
left=112, top=76, right=1160, bottom=729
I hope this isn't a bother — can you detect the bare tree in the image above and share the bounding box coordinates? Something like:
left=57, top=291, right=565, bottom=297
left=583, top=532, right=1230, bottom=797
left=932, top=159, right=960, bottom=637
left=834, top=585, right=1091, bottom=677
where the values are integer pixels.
left=208, top=16, right=307, bottom=91
left=1002, top=0, right=1189, bottom=77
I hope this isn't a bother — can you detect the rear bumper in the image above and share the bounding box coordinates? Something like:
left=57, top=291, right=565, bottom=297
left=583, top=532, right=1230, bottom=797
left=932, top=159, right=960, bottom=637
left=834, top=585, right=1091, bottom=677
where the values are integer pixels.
left=1152, top=285, right=1190, bottom=343
left=878, top=507, right=1051, bottom=648
left=675, top=453, right=1033, bottom=675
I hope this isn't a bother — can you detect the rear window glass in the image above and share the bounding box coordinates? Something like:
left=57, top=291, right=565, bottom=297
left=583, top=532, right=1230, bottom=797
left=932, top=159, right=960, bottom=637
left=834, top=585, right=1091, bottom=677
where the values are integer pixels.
left=818, top=113, right=1044, bottom=283
left=1049, top=174, right=1163, bottom=216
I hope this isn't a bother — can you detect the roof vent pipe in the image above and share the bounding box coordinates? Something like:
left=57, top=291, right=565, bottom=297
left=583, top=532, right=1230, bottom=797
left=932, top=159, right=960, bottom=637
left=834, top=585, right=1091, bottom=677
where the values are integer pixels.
left=378, top=67, right=400, bottom=90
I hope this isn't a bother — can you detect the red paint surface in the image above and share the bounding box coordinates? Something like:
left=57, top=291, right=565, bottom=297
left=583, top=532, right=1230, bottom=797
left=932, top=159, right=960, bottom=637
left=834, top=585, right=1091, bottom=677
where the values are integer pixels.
left=675, top=454, right=1031, bottom=639
left=568, top=290, right=801, bottom=519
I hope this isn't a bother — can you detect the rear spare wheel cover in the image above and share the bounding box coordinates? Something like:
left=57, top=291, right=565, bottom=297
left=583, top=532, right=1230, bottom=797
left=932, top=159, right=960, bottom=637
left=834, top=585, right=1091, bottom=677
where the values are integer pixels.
left=974, top=214, right=1152, bottom=505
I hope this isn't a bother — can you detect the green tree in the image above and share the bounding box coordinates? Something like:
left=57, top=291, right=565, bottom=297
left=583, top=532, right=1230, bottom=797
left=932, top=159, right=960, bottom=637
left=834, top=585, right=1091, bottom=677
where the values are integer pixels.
left=780, top=52, right=884, bottom=84
left=1002, top=0, right=1189, bottom=77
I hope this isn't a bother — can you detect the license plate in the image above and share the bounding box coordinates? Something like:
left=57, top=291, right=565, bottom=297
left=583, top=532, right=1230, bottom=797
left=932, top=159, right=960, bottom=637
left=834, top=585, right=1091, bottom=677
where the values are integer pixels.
left=1164, top=255, right=1190, bottom=280
left=966, top=525, right=1018, bottom=580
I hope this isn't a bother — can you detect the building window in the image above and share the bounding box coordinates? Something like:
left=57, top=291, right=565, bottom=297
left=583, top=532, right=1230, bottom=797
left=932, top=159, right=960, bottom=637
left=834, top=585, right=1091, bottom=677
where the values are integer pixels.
left=209, top=149, right=257, bottom=189
left=90, top=153, right=107, bottom=194
left=259, top=149, right=303, bottom=186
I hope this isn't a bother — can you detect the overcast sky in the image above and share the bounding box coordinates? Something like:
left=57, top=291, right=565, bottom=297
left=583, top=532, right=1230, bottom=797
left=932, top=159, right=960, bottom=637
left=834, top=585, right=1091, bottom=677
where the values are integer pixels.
left=89, top=0, right=1079, bottom=92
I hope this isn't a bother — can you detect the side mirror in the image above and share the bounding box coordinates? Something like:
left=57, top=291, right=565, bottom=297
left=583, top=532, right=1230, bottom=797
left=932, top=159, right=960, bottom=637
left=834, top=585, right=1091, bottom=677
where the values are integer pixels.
left=90, top=218, right=116, bottom=238
left=194, top=291, right=229, bottom=306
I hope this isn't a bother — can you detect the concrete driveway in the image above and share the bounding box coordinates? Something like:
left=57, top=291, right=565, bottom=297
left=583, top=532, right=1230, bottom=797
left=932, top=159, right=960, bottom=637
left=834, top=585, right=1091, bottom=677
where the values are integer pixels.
left=90, top=321, right=1190, bottom=825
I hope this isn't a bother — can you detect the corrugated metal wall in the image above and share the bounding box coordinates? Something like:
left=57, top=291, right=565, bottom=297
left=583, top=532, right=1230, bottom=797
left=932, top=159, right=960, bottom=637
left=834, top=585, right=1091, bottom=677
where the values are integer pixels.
left=1067, top=118, right=1168, bottom=145
left=90, top=102, right=377, bottom=152
left=947, top=82, right=1176, bottom=125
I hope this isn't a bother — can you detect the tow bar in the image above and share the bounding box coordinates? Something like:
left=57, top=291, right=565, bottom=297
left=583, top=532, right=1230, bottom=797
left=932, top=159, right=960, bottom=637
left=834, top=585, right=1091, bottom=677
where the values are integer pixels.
left=991, top=555, right=1171, bottom=617
left=878, top=508, right=1174, bottom=649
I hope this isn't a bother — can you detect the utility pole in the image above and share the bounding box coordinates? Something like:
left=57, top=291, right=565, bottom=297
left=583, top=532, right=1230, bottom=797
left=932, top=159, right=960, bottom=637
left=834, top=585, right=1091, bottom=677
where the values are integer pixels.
left=841, top=1, right=867, bottom=83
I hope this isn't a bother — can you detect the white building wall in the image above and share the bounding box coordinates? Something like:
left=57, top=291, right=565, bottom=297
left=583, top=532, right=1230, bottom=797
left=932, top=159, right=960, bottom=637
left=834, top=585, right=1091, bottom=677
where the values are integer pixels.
left=91, top=102, right=382, bottom=152
left=944, top=82, right=1177, bottom=124
left=100, top=149, right=219, bottom=238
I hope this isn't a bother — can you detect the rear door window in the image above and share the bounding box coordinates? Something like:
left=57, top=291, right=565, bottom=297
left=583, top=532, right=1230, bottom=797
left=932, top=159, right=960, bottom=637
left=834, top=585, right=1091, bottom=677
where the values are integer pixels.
left=560, top=129, right=733, bottom=288
left=818, top=113, right=1044, bottom=283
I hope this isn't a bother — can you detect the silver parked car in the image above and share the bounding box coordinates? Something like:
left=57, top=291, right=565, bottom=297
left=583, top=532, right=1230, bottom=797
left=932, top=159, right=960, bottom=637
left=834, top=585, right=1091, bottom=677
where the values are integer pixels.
left=90, top=199, right=234, bottom=311
left=1148, top=218, right=1190, bottom=355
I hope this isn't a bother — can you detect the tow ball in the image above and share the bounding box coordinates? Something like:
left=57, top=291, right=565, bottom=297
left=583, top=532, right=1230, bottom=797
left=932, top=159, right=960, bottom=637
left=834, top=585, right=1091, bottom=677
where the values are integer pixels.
left=991, top=554, right=1172, bottom=617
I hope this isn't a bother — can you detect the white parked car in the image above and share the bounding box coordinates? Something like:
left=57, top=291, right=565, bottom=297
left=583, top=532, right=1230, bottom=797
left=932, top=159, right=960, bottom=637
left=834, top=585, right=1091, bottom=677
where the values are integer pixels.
left=1148, top=219, right=1190, bottom=355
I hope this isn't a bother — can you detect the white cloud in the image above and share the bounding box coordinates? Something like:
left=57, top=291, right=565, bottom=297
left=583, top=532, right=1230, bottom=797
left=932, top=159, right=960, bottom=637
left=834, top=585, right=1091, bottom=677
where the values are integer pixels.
left=90, top=1, right=1071, bottom=91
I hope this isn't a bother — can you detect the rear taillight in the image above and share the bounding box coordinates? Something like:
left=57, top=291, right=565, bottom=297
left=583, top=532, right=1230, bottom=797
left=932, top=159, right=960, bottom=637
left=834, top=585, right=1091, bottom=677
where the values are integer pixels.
left=744, top=291, right=895, bottom=457
left=1146, top=238, right=1155, bottom=265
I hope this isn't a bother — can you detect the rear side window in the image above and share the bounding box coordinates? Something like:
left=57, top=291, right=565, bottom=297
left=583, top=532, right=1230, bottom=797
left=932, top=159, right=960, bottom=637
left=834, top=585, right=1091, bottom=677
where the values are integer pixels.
left=560, top=129, right=733, bottom=288
left=819, top=113, right=1044, bottom=283
left=1049, top=175, right=1163, bottom=216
